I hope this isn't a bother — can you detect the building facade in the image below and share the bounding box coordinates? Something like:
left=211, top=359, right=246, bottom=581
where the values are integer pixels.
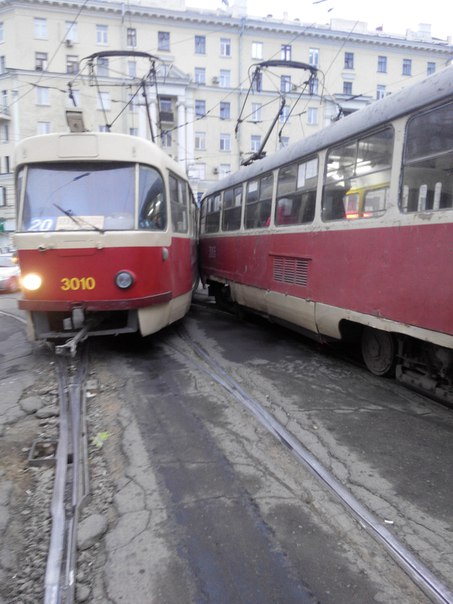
left=0, top=0, right=451, bottom=246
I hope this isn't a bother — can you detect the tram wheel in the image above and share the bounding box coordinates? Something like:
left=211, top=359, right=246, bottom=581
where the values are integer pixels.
left=361, top=327, right=396, bottom=377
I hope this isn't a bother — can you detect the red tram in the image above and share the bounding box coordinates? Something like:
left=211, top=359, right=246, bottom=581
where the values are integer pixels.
left=199, top=66, right=453, bottom=403
left=14, top=131, right=198, bottom=346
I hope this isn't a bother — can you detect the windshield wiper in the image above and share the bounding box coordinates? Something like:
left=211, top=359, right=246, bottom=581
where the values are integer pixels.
left=53, top=203, right=104, bottom=234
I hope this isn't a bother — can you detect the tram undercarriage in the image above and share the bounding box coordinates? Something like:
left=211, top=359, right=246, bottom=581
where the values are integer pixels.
left=396, top=337, right=453, bottom=406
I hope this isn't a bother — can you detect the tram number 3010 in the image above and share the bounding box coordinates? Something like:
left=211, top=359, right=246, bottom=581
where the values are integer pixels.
left=60, top=276, right=96, bottom=291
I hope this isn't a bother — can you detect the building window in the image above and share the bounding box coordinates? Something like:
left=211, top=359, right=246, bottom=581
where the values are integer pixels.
left=279, top=136, right=290, bottom=148
left=220, top=69, right=230, bottom=87
left=66, top=55, right=79, bottom=75
left=127, top=28, right=136, bottom=47
left=97, top=57, right=109, bottom=76
left=0, top=186, right=5, bottom=206
left=195, top=99, right=206, bottom=118
left=67, top=88, right=80, bottom=107
left=159, top=97, right=172, bottom=113
left=158, top=31, right=170, bottom=51
left=402, top=58, right=412, bottom=76
left=344, top=52, right=354, bottom=69
left=376, top=85, right=386, bottom=100
left=307, top=107, right=318, bottom=125
left=343, top=81, right=353, bottom=95
left=35, top=52, right=47, bottom=71
left=161, top=131, right=172, bottom=147
left=309, top=48, right=319, bottom=67
left=377, top=55, right=387, bottom=73
left=96, top=24, right=108, bottom=45
left=220, top=38, right=231, bottom=57
left=252, top=41, right=262, bottom=59
left=220, top=102, right=230, bottom=120
left=195, top=131, right=206, bottom=150
left=195, top=35, right=206, bottom=54
left=427, top=62, right=436, bottom=75
left=1, top=90, right=7, bottom=114
left=128, top=61, right=136, bottom=78
left=195, top=67, right=206, bottom=85
left=97, top=91, right=111, bottom=111
left=36, top=87, right=49, bottom=105
left=192, top=165, right=206, bottom=181
left=128, top=93, right=138, bottom=112
left=1, top=123, right=8, bottom=142
left=0, top=22, right=4, bottom=43
left=279, top=105, right=290, bottom=123
left=251, top=103, right=262, bottom=122
left=281, top=44, right=291, bottom=61
left=251, top=135, right=261, bottom=152
left=0, top=57, right=5, bottom=75
left=159, top=97, right=173, bottom=123
left=309, top=77, right=319, bottom=95
left=129, top=128, right=138, bottom=136
left=280, top=75, right=291, bottom=93
left=251, top=71, right=262, bottom=93
left=220, top=133, right=231, bottom=151
left=37, top=121, right=50, bottom=135
left=34, top=18, right=47, bottom=39
left=219, top=164, right=230, bottom=177
left=65, top=21, right=77, bottom=43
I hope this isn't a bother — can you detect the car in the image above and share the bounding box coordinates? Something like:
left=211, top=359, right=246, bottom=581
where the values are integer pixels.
left=0, top=254, right=20, bottom=293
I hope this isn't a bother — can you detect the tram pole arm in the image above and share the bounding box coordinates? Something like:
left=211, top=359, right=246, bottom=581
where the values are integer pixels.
left=241, top=98, right=286, bottom=166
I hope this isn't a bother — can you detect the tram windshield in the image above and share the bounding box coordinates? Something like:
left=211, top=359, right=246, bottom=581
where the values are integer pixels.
left=18, top=161, right=167, bottom=232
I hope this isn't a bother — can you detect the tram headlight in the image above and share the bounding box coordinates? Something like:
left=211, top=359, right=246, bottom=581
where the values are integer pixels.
left=21, top=273, right=42, bottom=291
left=115, top=270, right=135, bottom=290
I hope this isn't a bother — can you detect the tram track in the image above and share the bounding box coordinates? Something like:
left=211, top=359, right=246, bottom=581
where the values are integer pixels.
left=44, top=343, right=90, bottom=604
left=171, top=324, right=453, bottom=604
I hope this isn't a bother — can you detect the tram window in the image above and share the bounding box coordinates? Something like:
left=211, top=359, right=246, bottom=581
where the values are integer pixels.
left=363, top=187, right=389, bottom=216
left=169, top=174, right=189, bottom=233
left=276, top=158, right=317, bottom=226
left=222, top=185, right=242, bottom=231
left=138, top=165, right=166, bottom=230
left=402, top=102, right=453, bottom=213
left=323, top=127, right=393, bottom=221
left=245, top=173, right=273, bottom=229
left=204, top=194, right=221, bottom=233
left=21, top=162, right=135, bottom=232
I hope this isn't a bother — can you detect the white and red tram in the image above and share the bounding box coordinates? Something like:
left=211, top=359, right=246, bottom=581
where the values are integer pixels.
left=199, top=66, right=453, bottom=402
left=14, top=131, right=198, bottom=343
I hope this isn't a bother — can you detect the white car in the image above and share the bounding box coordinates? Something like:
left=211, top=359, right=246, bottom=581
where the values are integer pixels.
left=0, top=254, right=20, bottom=292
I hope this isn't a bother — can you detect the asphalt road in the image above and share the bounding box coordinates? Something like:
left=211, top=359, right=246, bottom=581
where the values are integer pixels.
left=1, top=290, right=452, bottom=603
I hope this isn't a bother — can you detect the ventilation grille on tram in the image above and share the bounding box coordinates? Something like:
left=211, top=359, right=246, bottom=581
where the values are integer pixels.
left=273, top=256, right=309, bottom=286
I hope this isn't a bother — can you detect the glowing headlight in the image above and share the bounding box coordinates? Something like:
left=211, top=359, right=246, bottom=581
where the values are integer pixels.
left=21, top=273, right=42, bottom=291
left=115, top=270, right=135, bottom=289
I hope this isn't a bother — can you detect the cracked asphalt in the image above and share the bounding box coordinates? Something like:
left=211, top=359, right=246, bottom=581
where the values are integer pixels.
left=1, top=290, right=452, bottom=603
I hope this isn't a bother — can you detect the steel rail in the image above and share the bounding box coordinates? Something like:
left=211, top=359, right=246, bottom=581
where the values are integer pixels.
left=173, top=327, right=453, bottom=604
left=44, top=345, right=90, bottom=604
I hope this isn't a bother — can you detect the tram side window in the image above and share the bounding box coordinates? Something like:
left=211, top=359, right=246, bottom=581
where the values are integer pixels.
left=276, top=157, right=317, bottom=226
left=204, top=194, right=221, bottom=233
left=222, top=185, right=242, bottom=231
left=323, top=127, right=393, bottom=221
left=401, top=102, right=453, bottom=213
left=169, top=174, right=188, bottom=233
left=138, top=165, right=166, bottom=230
left=244, top=173, right=273, bottom=229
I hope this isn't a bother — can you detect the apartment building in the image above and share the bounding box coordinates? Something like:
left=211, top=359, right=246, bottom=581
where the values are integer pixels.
left=0, top=0, right=451, bottom=245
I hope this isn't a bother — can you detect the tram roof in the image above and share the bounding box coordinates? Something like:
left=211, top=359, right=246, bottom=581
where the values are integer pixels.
left=204, top=64, right=453, bottom=196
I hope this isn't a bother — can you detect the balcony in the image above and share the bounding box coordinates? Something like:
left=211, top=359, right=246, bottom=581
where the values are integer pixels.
left=159, top=111, right=174, bottom=123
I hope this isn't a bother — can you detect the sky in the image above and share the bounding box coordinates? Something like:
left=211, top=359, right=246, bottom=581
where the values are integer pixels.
left=187, top=0, right=453, bottom=41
